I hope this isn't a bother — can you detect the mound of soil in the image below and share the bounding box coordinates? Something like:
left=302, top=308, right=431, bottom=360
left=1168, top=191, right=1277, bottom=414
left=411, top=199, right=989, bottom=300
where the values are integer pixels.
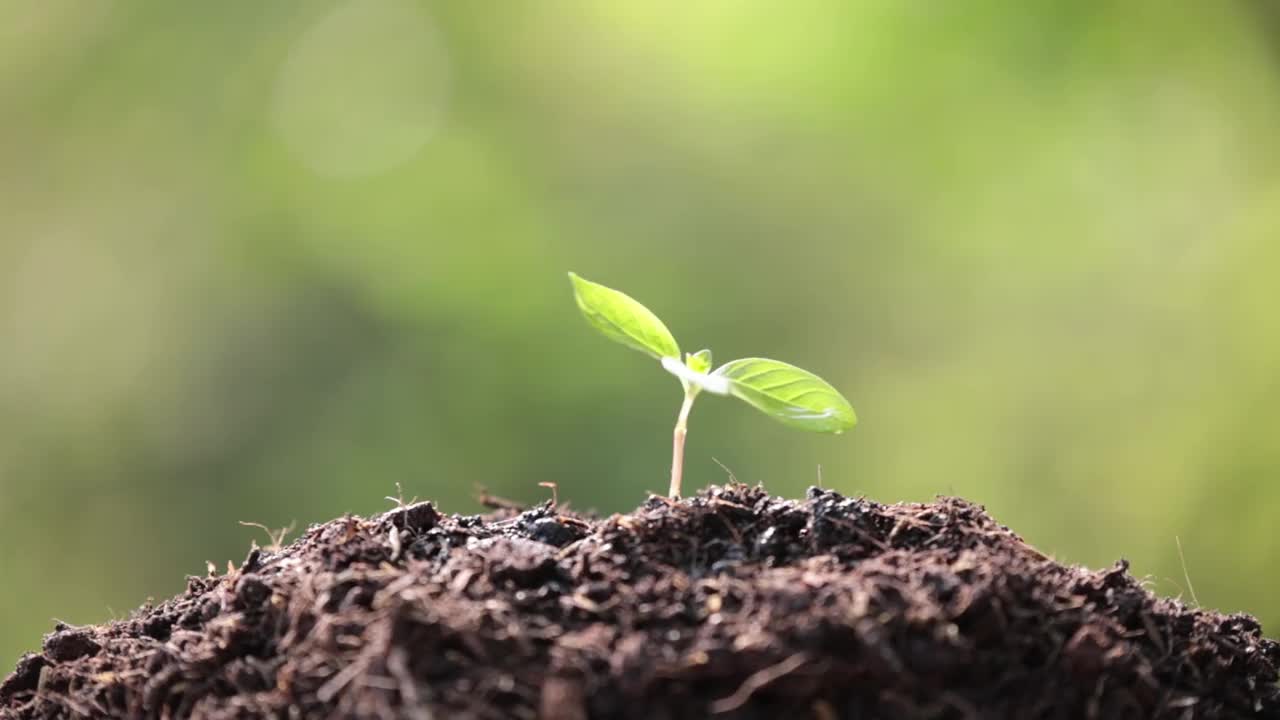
left=3, top=485, right=1277, bottom=719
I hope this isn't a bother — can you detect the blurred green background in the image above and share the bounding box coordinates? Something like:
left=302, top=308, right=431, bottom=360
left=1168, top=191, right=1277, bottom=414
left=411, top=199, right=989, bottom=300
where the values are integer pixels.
left=3, top=1, right=1279, bottom=663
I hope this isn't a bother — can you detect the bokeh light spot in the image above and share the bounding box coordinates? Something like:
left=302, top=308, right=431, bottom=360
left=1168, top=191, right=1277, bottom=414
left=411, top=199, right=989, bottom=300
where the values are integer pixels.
left=272, top=0, right=449, bottom=178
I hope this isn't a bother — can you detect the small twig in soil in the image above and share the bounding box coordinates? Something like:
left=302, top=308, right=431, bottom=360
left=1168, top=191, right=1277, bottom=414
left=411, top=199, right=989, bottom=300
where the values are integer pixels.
left=538, top=482, right=559, bottom=507
left=1139, top=610, right=1168, bottom=658
left=474, top=485, right=526, bottom=512
left=711, top=457, right=738, bottom=484
left=341, top=515, right=360, bottom=543
left=386, top=647, right=432, bottom=720
left=387, top=526, right=402, bottom=561
left=710, top=653, right=809, bottom=714
left=238, top=521, right=294, bottom=552
left=316, top=659, right=368, bottom=703
left=385, top=482, right=418, bottom=510
left=1175, top=536, right=1200, bottom=607
left=823, top=515, right=889, bottom=551
left=709, top=510, right=744, bottom=545
left=709, top=497, right=752, bottom=514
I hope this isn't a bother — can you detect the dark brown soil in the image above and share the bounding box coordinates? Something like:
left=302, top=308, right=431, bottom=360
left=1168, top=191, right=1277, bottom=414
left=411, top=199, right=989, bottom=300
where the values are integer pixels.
left=3, top=485, right=1277, bottom=719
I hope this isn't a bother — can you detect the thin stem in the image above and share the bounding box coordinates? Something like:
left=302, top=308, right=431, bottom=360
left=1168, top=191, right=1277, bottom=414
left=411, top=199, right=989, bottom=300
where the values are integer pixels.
left=669, top=391, right=697, bottom=498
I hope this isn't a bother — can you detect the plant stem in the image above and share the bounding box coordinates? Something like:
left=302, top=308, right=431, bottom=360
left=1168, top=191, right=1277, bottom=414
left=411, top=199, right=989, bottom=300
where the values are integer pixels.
left=669, top=391, right=697, bottom=498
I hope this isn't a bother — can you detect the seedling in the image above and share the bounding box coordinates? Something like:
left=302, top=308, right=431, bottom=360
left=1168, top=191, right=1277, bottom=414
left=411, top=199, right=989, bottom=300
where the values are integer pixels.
left=568, top=272, right=856, bottom=498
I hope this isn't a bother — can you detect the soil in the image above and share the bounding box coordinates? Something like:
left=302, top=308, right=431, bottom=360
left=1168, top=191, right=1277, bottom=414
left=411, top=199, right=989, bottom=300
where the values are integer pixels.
left=2, top=484, right=1277, bottom=720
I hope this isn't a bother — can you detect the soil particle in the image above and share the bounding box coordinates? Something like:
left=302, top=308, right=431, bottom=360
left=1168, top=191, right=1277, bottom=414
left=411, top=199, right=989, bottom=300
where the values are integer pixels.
left=0, top=656, right=45, bottom=699
left=40, top=629, right=100, bottom=664
left=2, top=485, right=1277, bottom=719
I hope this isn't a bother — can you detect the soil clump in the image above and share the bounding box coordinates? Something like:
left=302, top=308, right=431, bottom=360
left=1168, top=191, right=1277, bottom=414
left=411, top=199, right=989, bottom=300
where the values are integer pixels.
left=3, top=485, right=1277, bottom=719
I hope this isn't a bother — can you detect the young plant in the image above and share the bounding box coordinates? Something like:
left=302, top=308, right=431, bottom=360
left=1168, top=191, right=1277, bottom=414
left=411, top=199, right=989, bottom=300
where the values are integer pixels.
left=568, top=272, right=856, bottom=498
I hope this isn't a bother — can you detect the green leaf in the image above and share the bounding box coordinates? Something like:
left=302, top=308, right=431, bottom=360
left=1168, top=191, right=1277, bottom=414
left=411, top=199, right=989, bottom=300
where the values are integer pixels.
left=713, top=358, right=856, bottom=433
left=568, top=272, right=680, bottom=360
left=686, top=349, right=713, bottom=375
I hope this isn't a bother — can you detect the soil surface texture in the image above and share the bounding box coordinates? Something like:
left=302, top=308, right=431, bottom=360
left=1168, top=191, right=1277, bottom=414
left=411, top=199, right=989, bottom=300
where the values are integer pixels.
left=3, top=484, right=1278, bottom=720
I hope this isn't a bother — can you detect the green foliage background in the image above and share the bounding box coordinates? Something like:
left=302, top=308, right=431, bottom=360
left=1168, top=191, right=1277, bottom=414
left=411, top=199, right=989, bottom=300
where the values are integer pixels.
left=2, top=2, right=1278, bottom=661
